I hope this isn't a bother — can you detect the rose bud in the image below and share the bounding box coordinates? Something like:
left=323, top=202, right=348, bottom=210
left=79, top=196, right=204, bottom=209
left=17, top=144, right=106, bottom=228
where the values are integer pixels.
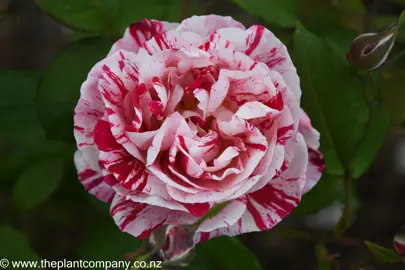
left=347, top=21, right=400, bottom=70
left=394, top=225, right=405, bottom=259
left=73, top=15, right=325, bottom=262
left=149, top=225, right=196, bottom=266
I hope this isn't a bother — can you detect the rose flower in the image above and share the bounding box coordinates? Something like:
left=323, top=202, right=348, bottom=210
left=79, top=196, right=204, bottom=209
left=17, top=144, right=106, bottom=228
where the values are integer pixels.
left=73, top=15, right=324, bottom=261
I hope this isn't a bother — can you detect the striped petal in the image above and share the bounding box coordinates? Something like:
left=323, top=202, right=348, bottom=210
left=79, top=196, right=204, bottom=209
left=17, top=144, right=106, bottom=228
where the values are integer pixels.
left=110, top=194, right=197, bottom=239
left=74, top=150, right=115, bottom=203
left=109, top=19, right=179, bottom=55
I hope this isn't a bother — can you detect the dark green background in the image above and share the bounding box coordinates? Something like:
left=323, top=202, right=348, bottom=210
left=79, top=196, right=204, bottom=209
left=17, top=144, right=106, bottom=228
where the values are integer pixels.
left=1, top=0, right=405, bottom=269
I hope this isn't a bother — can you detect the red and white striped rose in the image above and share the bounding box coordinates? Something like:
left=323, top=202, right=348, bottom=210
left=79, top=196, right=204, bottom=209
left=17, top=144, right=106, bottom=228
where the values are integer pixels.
left=73, top=15, right=324, bottom=251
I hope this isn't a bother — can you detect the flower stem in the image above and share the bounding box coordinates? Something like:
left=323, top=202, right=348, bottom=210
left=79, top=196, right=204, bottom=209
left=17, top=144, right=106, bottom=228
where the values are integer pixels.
left=343, top=171, right=351, bottom=229
left=273, top=227, right=362, bottom=246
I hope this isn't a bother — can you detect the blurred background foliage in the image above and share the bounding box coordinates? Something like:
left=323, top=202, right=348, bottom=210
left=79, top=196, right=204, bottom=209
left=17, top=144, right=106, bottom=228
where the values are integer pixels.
left=1, top=0, right=405, bottom=269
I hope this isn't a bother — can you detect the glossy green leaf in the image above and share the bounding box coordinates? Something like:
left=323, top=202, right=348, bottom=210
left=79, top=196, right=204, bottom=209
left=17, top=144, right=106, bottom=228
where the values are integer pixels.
left=34, top=0, right=119, bottom=33
left=36, top=38, right=113, bottom=142
left=349, top=105, right=389, bottom=178
left=294, top=174, right=344, bottom=215
left=187, top=237, right=262, bottom=270
left=34, top=0, right=191, bottom=36
left=299, top=4, right=356, bottom=53
left=292, top=23, right=369, bottom=175
left=12, top=157, right=64, bottom=210
left=78, top=220, right=142, bottom=262
left=0, top=226, right=41, bottom=264
left=232, top=0, right=298, bottom=28
left=365, top=241, right=402, bottom=263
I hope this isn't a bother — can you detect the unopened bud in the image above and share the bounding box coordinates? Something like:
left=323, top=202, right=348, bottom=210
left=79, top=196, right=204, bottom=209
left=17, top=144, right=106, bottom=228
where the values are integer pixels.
left=149, top=225, right=196, bottom=266
left=394, top=225, right=405, bottom=259
left=347, top=11, right=405, bottom=70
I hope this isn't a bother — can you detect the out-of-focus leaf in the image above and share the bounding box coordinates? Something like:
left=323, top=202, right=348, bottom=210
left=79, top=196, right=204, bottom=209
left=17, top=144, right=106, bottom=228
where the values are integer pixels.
left=78, top=220, right=142, bottom=262
left=12, top=157, right=64, bottom=210
left=315, top=243, right=333, bottom=270
left=381, top=71, right=405, bottom=126
left=87, top=195, right=110, bottom=216
left=34, top=0, right=119, bottom=33
left=334, top=0, right=365, bottom=13
left=0, top=226, right=41, bottom=264
left=0, top=104, right=46, bottom=146
left=365, top=241, right=402, bottom=263
left=187, top=237, right=262, bottom=270
left=299, top=1, right=357, bottom=53
left=65, top=29, right=101, bottom=43
left=0, top=140, right=69, bottom=186
left=349, top=105, right=389, bottom=178
left=232, top=0, right=298, bottom=28
left=0, top=70, right=41, bottom=108
left=35, top=38, right=112, bottom=142
left=292, top=23, right=369, bottom=175
left=34, top=0, right=194, bottom=36
left=294, top=174, right=344, bottom=215
left=157, top=0, right=204, bottom=24
left=0, top=70, right=45, bottom=146
left=395, top=0, right=405, bottom=8
left=0, top=71, right=47, bottom=186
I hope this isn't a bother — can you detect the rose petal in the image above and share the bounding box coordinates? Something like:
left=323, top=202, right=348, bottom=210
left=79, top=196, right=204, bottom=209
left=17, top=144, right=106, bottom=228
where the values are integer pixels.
left=74, top=150, right=115, bottom=203
left=110, top=194, right=197, bottom=239
left=177, top=15, right=245, bottom=38
left=109, top=19, right=179, bottom=55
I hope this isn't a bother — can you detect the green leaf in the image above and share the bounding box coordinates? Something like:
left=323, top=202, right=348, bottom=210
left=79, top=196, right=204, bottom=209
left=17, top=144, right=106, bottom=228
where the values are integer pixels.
left=34, top=0, right=192, bottom=36
left=294, top=174, right=344, bottom=215
left=299, top=4, right=356, bottom=53
left=232, top=0, right=298, bottom=28
left=12, top=157, right=64, bottom=210
left=365, top=241, right=402, bottom=263
left=187, top=237, right=262, bottom=270
left=0, top=70, right=45, bottom=146
left=87, top=195, right=110, bottom=216
left=349, top=106, right=389, bottom=178
left=0, top=70, right=42, bottom=108
left=381, top=71, right=405, bottom=126
left=0, top=104, right=46, bottom=146
left=78, top=220, right=142, bottom=262
left=34, top=0, right=119, bottom=33
left=292, top=23, right=369, bottom=175
left=334, top=0, right=365, bottom=13
left=36, top=38, right=113, bottom=142
left=0, top=226, right=41, bottom=263
left=315, top=243, right=332, bottom=270
left=114, top=0, right=168, bottom=35
left=0, top=140, right=69, bottom=186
